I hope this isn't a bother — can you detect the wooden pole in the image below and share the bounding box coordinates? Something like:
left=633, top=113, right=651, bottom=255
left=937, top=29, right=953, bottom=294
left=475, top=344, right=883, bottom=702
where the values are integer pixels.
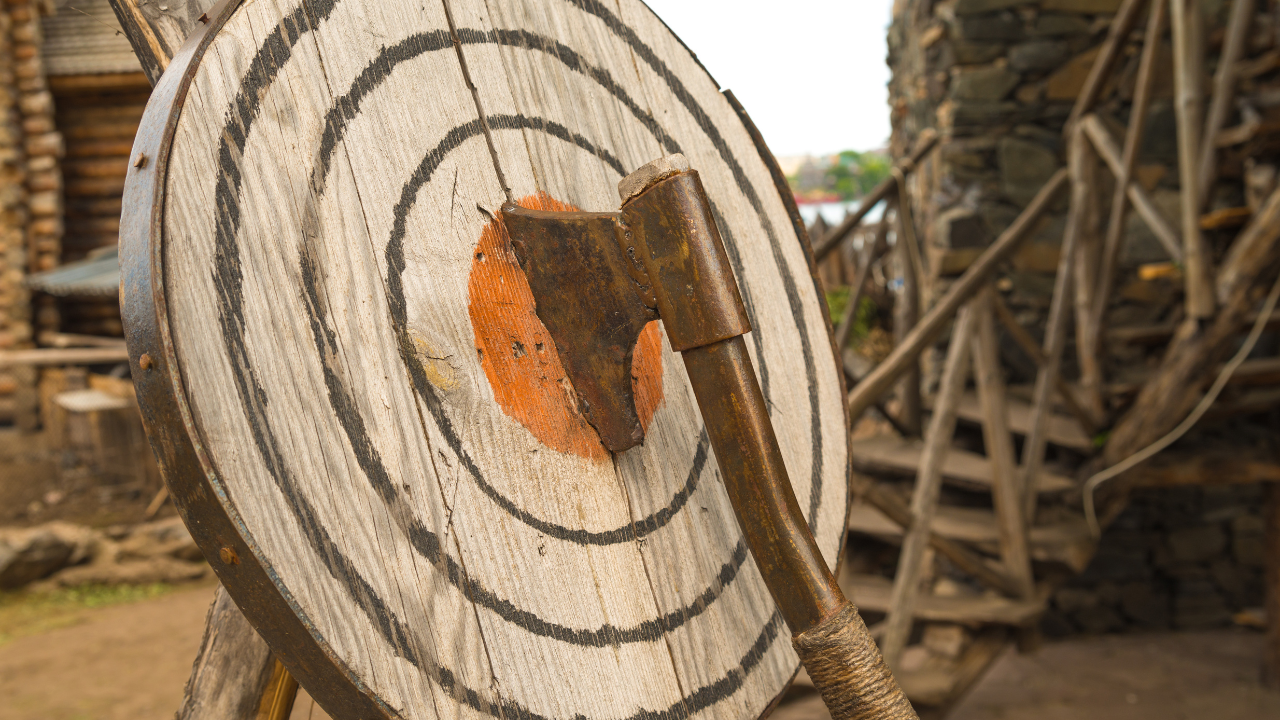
left=1092, top=0, right=1169, bottom=345
left=835, top=217, right=889, bottom=350
left=1071, top=133, right=1106, bottom=423
left=1106, top=186, right=1280, bottom=465
left=895, top=182, right=923, bottom=436
left=812, top=129, right=939, bottom=262
left=1021, top=129, right=1090, bottom=521
left=1065, top=0, right=1153, bottom=133
left=846, top=169, right=1069, bottom=423
left=0, top=347, right=130, bottom=368
left=1080, top=114, right=1184, bottom=261
left=1170, top=0, right=1217, bottom=319
left=1197, top=0, right=1255, bottom=210
left=971, top=291, right=1035, bottom=599
left=880, top=303, right=978, bottom=668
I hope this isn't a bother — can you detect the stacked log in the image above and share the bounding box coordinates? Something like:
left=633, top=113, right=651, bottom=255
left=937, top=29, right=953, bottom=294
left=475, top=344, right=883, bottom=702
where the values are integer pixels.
left=0, top=4, right=31, bottom=427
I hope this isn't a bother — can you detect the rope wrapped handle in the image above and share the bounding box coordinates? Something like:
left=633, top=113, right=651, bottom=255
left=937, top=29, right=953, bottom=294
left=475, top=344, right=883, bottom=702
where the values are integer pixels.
left=792, top=602, right=919, bottom=720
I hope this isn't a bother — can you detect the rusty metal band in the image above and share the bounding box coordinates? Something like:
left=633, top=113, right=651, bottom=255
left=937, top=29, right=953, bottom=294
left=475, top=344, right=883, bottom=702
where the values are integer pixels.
left=118, top=1, right=394, bottom=717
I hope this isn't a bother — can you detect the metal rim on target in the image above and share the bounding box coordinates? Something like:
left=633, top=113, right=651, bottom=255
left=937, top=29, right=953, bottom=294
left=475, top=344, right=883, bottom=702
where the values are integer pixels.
left=120, top=1, right=852, bottom=718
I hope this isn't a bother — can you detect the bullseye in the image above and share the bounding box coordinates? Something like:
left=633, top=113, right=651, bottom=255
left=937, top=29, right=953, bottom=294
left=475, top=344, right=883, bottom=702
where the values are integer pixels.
left=468, top=191, right=664, bottom=461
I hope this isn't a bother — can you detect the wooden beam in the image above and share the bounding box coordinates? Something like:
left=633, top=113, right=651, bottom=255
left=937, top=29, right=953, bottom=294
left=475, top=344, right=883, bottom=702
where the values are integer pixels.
left=1105, top=186, right=1280, bottom=465
left=1197, top=0, right=1255, bottom=209
left=881, top=304, right=977, bottom=668
left=971, top=291, right=1035, bottom=600
left=1080, top=114, right=1184, bottom=261
left=1170, top=0, right=1217, bottom=318
left=813, top=129, right=939, bottom=263
left=0, top=347, right=130, bottom=368
left=1065, top=0, right=1153, bottom=132
left=835, top=217, right=889, bottom=350
left=1071, top=133, right=1106, bottom=423
left=846, top=169, right=1069, bottom=423
left=37, top=331, right=127, bottom=349
left=106, top=0, right=217, bottom=86
left=1093, top=0, right=1169, bottom=351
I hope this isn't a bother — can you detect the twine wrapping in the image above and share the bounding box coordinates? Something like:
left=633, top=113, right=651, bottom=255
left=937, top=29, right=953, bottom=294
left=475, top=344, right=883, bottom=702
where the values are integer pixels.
left=791, top=602, right=918, bottom=720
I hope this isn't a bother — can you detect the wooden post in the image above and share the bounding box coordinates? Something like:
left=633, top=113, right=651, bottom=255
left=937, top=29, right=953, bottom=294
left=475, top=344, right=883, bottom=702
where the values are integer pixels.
left=880, top=303, right=978, bottom=668
left=1093, top=0, right=1169, bottom=343
left=1170, top=0, right=1216, bottom=319
left=1021, top=129, right=1089, bottom=521
left=1197, top=0, right=1254, bottom=209
left=971, top=290, right=1035, bottom=600
left=847, top=169, right=1069, bottom=423
left=895, top=189, right=923, bottom=436
left=177, top=585, right=281, bottom=720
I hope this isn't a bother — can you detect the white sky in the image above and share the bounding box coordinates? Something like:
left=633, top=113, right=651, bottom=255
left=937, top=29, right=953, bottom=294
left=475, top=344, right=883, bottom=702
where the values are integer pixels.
left=640, top=0, right=894, bottom=158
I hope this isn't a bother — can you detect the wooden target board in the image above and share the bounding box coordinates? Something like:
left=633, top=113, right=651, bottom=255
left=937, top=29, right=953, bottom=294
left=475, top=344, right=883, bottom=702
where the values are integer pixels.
left=120, top=1, right=850, bottom=718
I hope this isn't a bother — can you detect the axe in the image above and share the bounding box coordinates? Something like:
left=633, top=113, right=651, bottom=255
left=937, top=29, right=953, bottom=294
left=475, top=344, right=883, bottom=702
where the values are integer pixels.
left=503, top=155, right=917, bottom=720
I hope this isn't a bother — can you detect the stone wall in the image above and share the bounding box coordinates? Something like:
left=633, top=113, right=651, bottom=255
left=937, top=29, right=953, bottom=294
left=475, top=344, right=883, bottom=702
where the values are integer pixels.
left=1045, top=484, right=1268, bottom=633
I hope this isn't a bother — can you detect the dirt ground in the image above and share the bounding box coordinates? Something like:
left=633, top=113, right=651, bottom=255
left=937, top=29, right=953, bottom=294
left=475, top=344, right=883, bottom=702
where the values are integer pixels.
left=0, top=580, right=1276, bottom=720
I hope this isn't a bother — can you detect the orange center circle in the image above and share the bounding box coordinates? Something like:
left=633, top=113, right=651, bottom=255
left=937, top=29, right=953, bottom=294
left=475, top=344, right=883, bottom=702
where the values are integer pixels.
left=467, top=192, right=664, bottom=461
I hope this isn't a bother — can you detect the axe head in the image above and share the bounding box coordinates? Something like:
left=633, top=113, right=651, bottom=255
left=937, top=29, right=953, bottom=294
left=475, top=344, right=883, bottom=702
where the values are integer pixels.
left=504, top=204, right=659, bottom=453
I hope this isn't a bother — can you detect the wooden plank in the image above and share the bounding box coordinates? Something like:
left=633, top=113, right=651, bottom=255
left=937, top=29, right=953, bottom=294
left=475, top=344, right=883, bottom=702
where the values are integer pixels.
left=0, top=347, right=129, bottom=367
left=946, top=393, right=1092, bottom=452
left=971, top=293, right=1034, bottom=599
left=176, top=585, right=279, bottom=720
left=1126, top=454, right=1280, bottom=487
left=846, top=169, right=1069, bottom=423
left=1197, top=0, right=1255, bottom=209
left=843, top=574, right=1044, bottom=626
left=881, top=304, right=976, bottom=667
left=851, top=435, right=1074, bottom=494
left=1070, top=134, right=1105, bottom=422
left=847, top=503, right=1094, bottom=571
left=1170, top=0, right=1216, bottom=318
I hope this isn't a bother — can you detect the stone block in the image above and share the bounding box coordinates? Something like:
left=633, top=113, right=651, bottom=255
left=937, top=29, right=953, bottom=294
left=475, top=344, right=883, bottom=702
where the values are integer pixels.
left=952, top=64, right=1022, bottom=100
left=1043, top=0, right=1124, bottom=11
left=955, top=11, right=1024, bottom=42
left=1073, top=604, right=1125, bottom=633
left=934, top=205, right=989, bottom=249
left=1054, top=586, right=1099, bottom=613
left=1010, top=40, right=1071, bottom=72
left=952, top=41, right=1007, bottom=64
left=954, top=0, right=1027, bottom=14
left=1167, top=524, right=1227, bottom=564
left=999, top=136, right=1061, bottom=206
left=1033, top=13, right=1093, bottom=35
left=0, top=522, right=97, bottom=589
left=1046, top=46, right=1101, bottom=100
left=1120, top=582, right=1171, bottom=627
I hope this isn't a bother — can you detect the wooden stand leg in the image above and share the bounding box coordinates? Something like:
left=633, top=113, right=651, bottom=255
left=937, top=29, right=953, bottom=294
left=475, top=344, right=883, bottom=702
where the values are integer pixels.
left=179, top=584, right=297, bottom=720
left=1266, top=482, right=1280, bottom=689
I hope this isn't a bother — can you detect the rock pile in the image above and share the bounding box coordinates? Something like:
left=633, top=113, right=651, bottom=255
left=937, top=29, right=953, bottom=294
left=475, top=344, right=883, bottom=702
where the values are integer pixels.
left=0, top=516, right=209, bottom=591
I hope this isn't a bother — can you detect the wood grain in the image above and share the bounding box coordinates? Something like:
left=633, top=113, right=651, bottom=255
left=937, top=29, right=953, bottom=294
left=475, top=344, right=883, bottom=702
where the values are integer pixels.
left=144, top=1, right=848, bottom=718
left=176, top=585, right=277, bottom=720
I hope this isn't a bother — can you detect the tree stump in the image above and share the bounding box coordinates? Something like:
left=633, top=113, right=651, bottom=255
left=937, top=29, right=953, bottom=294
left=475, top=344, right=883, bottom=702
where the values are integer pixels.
left=120, top=1, right=850, bottom=719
